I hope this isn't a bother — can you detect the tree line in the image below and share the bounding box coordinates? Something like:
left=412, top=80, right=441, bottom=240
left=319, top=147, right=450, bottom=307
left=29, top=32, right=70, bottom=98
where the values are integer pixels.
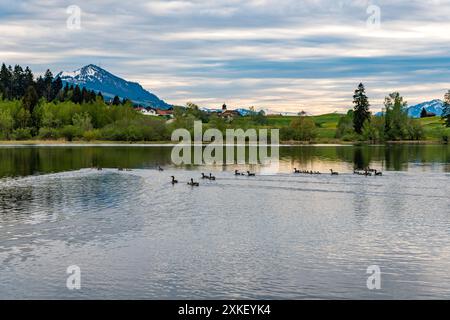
left=0, top=63, right=106, bottom=105
left=0, top=63, right=169, bottom=141
left=336, top=83, right=450, bottom=142
left=1, top=63, right=449, bottom=142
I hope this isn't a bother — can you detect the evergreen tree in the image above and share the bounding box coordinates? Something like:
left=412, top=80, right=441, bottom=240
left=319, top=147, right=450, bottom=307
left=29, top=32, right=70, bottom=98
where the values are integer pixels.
left=50, top=77, right=63, bottom=101
left=23, top=66, right=34, bottom=89
left=420, top=107, right=428, bottom=118
left=63, top=82, right=70, bottom=100
left=112, top=95, right=121, bottom=105
left=12, top=65, right=25, bottom=98
left=72, top=85, right=82, bottom=104
left=442, top=90, right=450, bottom=128
left=352, top=83, right=371, bottom=134
left=35, top=76, right=46, bottom=99
left=43, top=69, right=53, bottom=101
left=81, top=87, right=89, bottom=103
left=0, top=63, right=12, bottom=99
left=22, top=86, right=39, bottom=113
left=89, top=90, right=97, bottom=102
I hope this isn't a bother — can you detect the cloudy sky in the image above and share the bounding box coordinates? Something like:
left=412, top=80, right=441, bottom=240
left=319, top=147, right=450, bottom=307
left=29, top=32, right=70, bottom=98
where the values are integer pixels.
left=1, top=0, right=450, bottom=113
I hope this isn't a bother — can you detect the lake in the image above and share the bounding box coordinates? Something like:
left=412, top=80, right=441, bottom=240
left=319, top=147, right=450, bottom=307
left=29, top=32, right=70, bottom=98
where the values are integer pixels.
left=0, top=144, right=449, bottom=299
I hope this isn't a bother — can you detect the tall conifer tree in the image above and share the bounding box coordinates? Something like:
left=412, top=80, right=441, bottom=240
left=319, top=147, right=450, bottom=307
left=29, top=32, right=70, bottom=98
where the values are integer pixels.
left=352, top=83, right=371, bottom=134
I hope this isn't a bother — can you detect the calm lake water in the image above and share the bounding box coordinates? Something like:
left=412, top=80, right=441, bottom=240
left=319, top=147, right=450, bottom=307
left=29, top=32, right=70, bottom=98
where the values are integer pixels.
left=0, top=144, right=449, bottom=299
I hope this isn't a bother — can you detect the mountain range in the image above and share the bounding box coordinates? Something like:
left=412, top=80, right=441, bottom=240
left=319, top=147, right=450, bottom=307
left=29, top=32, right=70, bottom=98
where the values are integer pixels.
left=374, top=99, right=445, bottom=118
left=57, top=65, right=446, bottom=117
left=56, top=64, right=171, bottom=109
left=405, top=99, right=444, bottom=118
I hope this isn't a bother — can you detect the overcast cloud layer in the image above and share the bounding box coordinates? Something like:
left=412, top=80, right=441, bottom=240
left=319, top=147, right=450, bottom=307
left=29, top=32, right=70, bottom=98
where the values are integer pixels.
left=1, top=0, right=450, bottom=113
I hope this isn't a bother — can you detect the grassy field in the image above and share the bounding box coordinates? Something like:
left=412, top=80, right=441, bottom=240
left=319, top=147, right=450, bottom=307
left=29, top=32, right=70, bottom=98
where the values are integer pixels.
left=418, top=116, right=447, bottom=139
left=267, top=113, right=344, bottom=140
left=267, top=114, right=448, bottom=142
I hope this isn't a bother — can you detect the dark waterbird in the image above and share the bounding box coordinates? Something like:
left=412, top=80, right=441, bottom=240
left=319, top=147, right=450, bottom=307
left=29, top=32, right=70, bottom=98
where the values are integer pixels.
left=158, top=166, right=164, bottom=171
left=171, top=176, right=178, bottom=184
left=209, top=173, right=216, bottom=180
left=187, top=178, right=199, bottom=187
left=247, top=171, right=256, bottom=177
left=330, top=169, right=339, bottom=175
left=234, top=170, right=244, bottom=176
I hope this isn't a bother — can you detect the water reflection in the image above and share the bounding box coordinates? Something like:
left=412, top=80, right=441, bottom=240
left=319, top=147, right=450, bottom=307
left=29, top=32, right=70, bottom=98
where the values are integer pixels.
left=0, top=144, right=449, bottom=178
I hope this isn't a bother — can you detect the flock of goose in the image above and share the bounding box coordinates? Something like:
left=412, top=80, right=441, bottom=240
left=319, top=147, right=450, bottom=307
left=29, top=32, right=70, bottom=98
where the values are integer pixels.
left=294, top=168, right=322, bottom=175
left=353, top=168, right=383, bottom=176
left=171, top=169, right=256, bottom=187
left=167, top=166, right=383, bottom=187
left=94, top=165, right=383, bottom=187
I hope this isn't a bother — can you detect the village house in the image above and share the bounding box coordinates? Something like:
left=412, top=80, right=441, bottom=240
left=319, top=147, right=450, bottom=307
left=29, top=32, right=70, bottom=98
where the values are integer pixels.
left=221, top=109, right=241, bottom=119
left=135, top=107, right=157, bottom=116
left=219, top=103, right=241, bottom=120
left=156, top=108, right=174, bottom=118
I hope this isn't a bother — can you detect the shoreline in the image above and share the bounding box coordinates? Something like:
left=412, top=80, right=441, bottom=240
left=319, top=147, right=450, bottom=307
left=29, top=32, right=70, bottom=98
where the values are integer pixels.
left=0, top=139, right=446, bottom=146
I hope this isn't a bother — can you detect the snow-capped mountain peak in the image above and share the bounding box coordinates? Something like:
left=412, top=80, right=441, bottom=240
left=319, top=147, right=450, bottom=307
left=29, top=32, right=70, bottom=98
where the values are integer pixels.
left=376, top=99, right=445, bottom=118
left=58, top=64, right=103, bottom=81
left=56, top=65, right=171, bottom=109
left=407, top=99, right=444, bottom=118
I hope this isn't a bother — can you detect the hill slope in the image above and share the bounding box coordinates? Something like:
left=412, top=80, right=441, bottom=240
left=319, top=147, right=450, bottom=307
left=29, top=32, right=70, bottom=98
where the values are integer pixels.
left=56, top=64, right=171, bottom=109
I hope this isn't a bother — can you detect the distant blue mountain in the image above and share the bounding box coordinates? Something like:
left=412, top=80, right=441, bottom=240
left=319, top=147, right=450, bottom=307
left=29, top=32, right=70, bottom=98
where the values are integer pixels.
left=56, top=64, right=171, bottom=109
left=199, top=107, right=255, bottom=116
left=200, top=107, right=222, bottom=113
left=235, top=108, right=255, bottom=116
left=406, top=99, right=444, bottom=118
left=375, top=99, right=444, bottom=118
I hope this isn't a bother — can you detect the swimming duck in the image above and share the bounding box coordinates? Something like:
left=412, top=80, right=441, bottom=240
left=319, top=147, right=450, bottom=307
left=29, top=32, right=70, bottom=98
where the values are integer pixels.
left=247, top=171, right=256, bottom=177
left=364, top=170, right=372, bottom=177
left=330, top=169, right=339, bottom=175
left=171, top=176, right=178, bottom=184
left=187, top=178, right=199, bottom=186
left=209, top=173, right=216, bottom=180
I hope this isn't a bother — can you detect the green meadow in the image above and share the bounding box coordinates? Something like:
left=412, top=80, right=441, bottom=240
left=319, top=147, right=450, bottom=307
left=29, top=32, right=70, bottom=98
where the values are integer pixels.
left=266, top=113, right=449, bottom=142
